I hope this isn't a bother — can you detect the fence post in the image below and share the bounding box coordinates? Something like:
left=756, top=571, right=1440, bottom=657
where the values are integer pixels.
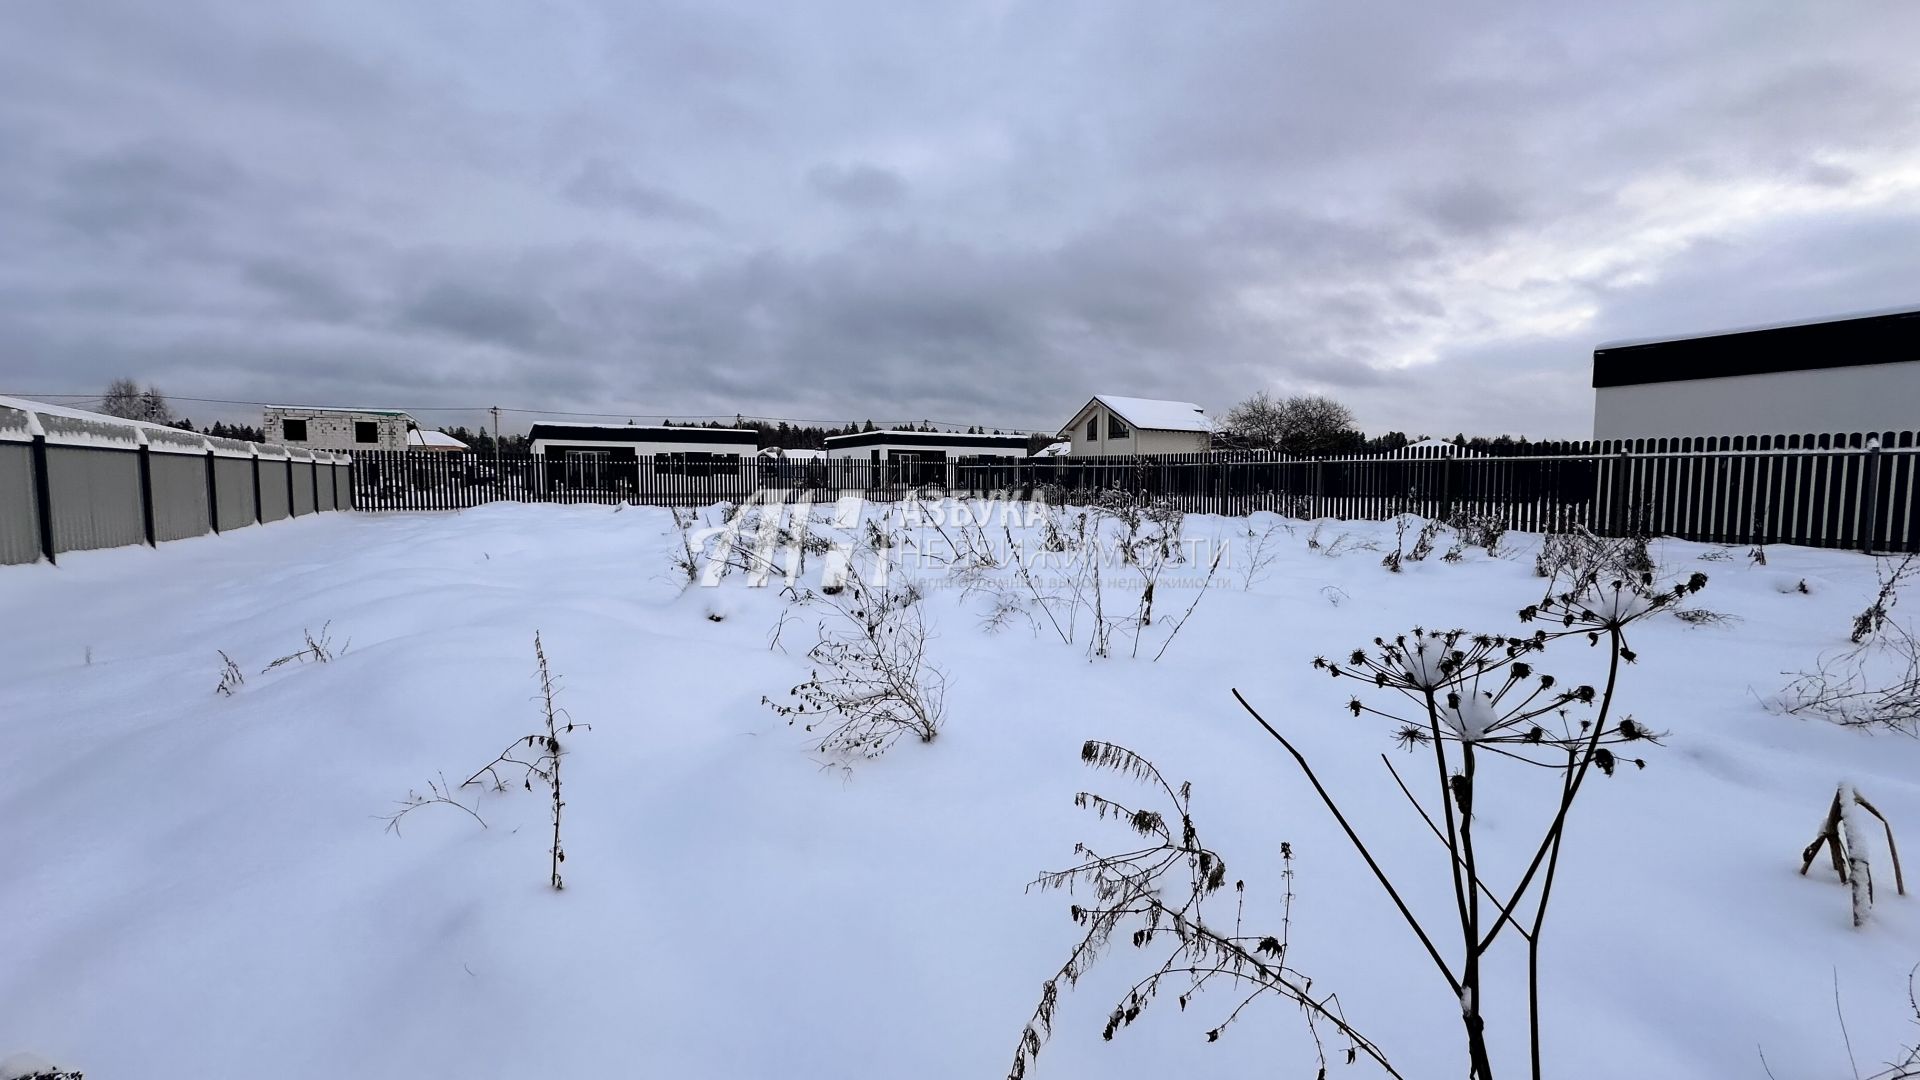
left=205, top=450, right=221, bottom=534
left=1861, top=436, right=1883, bottom=556
left=137, top=439, right=157, bottom=547
left=252, top=451, right=264, bottom=524
left=1439, top=453, right=1456, bottom=520
left=29, top=432, right=56, bottom=565
left=1608, top=447, right=1631, bottom=536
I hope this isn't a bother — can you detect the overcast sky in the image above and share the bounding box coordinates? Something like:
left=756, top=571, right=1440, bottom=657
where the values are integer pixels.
left=3, top=1, right=1917, bottom=437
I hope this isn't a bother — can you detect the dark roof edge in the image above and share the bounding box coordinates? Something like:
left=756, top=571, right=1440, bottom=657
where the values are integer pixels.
left=1593, top=308, right=1920, bottom=388
left=824, top=430, right=1031, bottom=450
left=527, top=424, right=760, bottom=445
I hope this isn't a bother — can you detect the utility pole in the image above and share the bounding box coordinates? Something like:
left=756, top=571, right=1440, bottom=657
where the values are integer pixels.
left=490, top=405, right=502, bottom=482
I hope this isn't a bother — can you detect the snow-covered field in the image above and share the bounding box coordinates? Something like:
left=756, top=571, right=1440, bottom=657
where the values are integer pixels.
left=2, top=500, right=1918, bottom=1079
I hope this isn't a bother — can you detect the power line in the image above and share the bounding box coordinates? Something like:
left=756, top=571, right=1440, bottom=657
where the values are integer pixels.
left=1, top=391, right=1059, bottom=435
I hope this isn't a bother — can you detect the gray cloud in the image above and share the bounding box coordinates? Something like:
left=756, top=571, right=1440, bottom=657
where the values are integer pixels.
left=562, top=158, right=719, bottom=227
left=806, top=163, right=908, bottom=209
left=1, top=0, right=1918, bottom=439
left=53, top=141, right=244, bottom=240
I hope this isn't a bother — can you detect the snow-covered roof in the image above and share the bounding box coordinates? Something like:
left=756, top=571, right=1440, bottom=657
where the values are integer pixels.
left=408, top=428, right=468, bottom=449
left=757, top=446, right=826, bottom=459
left=1069, top=395, right=1216, bottom=433
left=1032, top=441, right=1071, bottom=458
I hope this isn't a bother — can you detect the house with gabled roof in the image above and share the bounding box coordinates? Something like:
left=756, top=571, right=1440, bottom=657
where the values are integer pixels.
left=1057, top=395, right=1215, bottom=457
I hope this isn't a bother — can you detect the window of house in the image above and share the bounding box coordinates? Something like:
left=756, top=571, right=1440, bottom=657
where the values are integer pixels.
left=1107, top=415, right=1131, bottom=439
left=282, top=418, right=309, bottom=441
left=354, top=421, right=379, bottom=444
left=564, top=449, right=608, bottom=487
left=1086, top=415, right=1100, bottom=441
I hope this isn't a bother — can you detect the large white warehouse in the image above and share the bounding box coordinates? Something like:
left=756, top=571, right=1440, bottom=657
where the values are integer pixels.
left=1592, top=308, right=1920, bottom=440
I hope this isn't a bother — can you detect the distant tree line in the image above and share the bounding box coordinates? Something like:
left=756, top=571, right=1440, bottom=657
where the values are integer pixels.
left=1219, top=391, right=1544, bottom=456
left=434, top=426, right=530, bottom=455
left=98, top=379, right=265, bottom=440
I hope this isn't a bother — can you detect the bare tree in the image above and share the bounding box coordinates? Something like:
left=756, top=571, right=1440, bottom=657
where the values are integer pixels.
left=140, top=387, right=173, bottom=423
left=99, top=378, right=173, bottom=423
left=1224, top=392, right=1357, bottom=455
left=100, top=378, right=143, bottom=419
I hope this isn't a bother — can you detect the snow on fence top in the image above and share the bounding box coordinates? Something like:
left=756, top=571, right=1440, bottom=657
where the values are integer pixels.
left=35, top=411, right=146, bottom=450
left=0, top=394, right=349, bottom=462
left=143, top=425, right=217, bottom=456
left=0, top=393, right=174, bottom=450
left=0, top=402, right=38, bottom=443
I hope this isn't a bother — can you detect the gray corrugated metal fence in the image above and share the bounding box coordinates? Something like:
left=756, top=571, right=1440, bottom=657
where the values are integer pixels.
left=258, top=457, right=291, bottom=522
left=214, top=456, right=257, bottom=531
left=0, top=440, right=39, bottom=564
left=149, top=452, right=212, bottom=542
left=0, top=397, right=355, bottom=566
left=291, top=459, right=317, bottom=516
left=44, top=446, right=145, bottom=554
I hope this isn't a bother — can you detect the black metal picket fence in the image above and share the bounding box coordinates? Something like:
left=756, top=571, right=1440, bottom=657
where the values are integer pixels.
left=351, top=430, right=1920, bottom=553
left=350, top=451, right=947, bottom=511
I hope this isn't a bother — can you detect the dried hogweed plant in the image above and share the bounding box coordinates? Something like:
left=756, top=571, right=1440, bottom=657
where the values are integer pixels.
left=1011, top=741, right=1398, bottom=1080
left=383, top=633, right=586, bottom=890
left=214, top=650, right=245, bottom=696
left=763, top=561, right=947, bottom=758
left=1780, top=553, right=1920, bottom=736
left=1232, top=565, right=1707, bottom=1080
left=462, top=631, right=586, bottom=889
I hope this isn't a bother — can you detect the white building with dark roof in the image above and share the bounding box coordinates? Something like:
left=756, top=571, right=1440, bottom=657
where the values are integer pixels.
left=823, top=429, right=1030, bottom=486
left=1057, top=395, right=1215, bottom=456
left=1592, top=307, right=1920, bottom=440
left=525, top=422, right=759, bottom=493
